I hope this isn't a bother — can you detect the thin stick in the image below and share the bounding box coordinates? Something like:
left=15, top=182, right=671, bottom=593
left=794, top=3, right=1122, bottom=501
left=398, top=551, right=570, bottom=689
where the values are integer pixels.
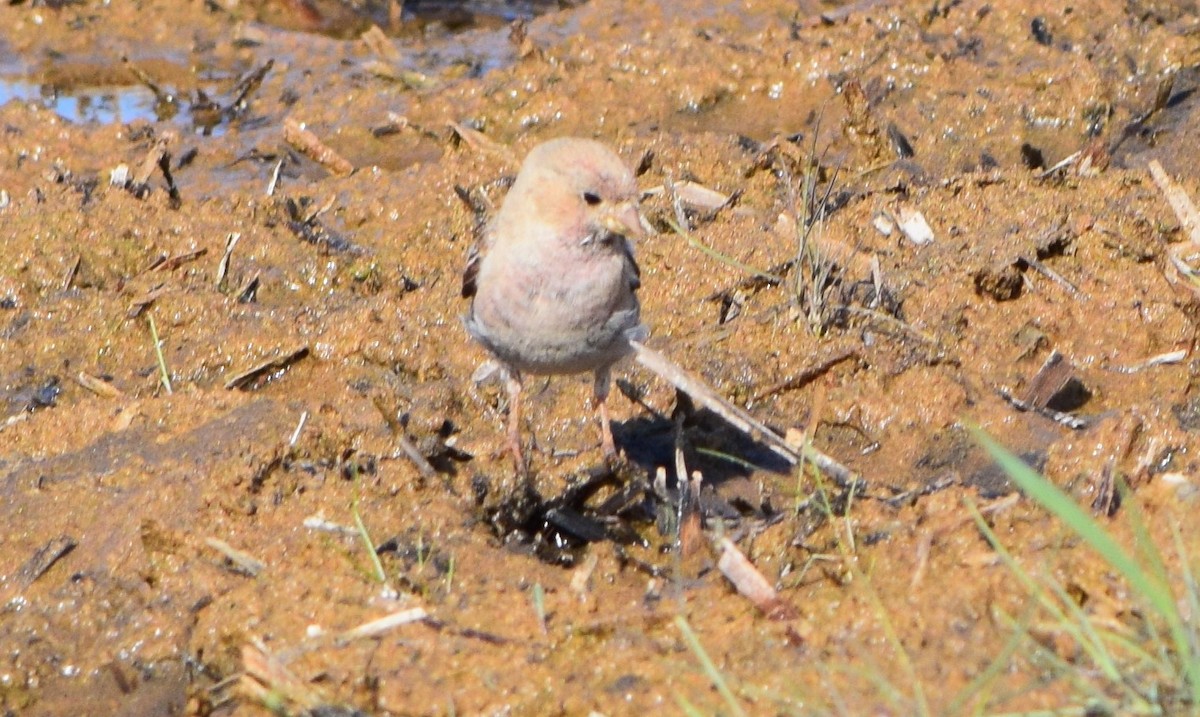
left=631, top=341, right=860, bottom=488
left=206, top=537, right=265, bottom=576
left=216, top=232, right=241, bottom=289
left=283, top=117, right=354, bottom=177
left=338, top=607, right=427, bottom=642
left=1022, top=256, right=1083, bottom=297
left=289, top=411, right=308, bottom=447
left=1148, top=160, right=1200, bottom=246
left=371, top=396, right=437, bottom=479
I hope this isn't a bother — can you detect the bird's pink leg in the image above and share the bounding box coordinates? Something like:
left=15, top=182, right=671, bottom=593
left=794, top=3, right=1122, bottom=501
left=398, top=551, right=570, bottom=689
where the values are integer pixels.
left=505, top=371, right=528, bottom=476
left=592, top=368, right=618, bottom=463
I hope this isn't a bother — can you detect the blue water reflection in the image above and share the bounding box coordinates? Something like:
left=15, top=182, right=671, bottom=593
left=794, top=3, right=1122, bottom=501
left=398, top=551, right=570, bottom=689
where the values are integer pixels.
left=0, top=79, right=159, bottom=125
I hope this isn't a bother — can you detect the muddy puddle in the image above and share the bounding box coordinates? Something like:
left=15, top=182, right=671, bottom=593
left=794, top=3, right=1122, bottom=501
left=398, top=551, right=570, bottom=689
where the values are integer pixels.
left=3, top=0, right=1200, bottom=714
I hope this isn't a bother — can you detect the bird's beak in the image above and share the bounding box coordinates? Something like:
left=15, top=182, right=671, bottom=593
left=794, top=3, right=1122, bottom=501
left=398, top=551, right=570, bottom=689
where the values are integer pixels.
left=599, top=201, right=646, bottom=239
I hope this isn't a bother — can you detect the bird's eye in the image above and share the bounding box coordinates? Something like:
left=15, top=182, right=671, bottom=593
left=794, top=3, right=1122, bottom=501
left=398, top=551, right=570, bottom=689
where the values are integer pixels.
left=582, top=192, right=602, bottom=206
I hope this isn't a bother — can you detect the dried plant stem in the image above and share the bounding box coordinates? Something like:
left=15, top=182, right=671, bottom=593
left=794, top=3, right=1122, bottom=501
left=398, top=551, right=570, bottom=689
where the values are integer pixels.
left=283, top=117, right=354, bottom=177
left=665, top=217, right=783, bottom=284
left=1148, top=160, right=1200, bottom=245
left=631, top=341, right=860, bottom=488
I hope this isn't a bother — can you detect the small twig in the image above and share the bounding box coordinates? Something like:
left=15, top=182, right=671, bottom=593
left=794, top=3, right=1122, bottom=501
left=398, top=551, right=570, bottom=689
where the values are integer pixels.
left=226, top=59, right=275, bottom=116
left=372, top=397, right=438, bottom=480
left=750, top=347, right=857, bottom=402
left=662, top=172, right=689, bottom=230
left=395, top=433, right=437, bottom=479
left=62, top=254, right=81, bottom=290
left=338, top=607, right=427, bottom=643
left=631, top=341, right=860, bottom=488
left=225, top=346, right=310, bottom=390
left=1036, top=150, right=1082, bottom=179
left=840, top=306, right=942, bottom=346
left=76, top=372, right=122, bottom=398
left=265, top=159, right=283, bottom=197
left=236, top=274, right=261, bottom=303
left=216, top=232, right=241, bottom=289
left=1107, top=349, right=1188, bottom=374
left=997, top=387, right=1089, bottom=429
left=127, top=284, right=169, bottom=318
left=282, top=117, right=354, bottom=177
left=1019, top=256, right=1083, bottom=297
left=155, top=249, right=207, bottom=272
left=531, top=583, right=548, bottom=635
left=447, top=122, right=516, bottom=164
left=132, top=136, right=170, bottom=186
left=206, top=537, right=265, bottom=576
left=289, top=411, right=308, bottom=447
left=302, top=514, right=358, bottom=536
left=303, top=194, right=337, bottom=224
left=15, top=535, right=77, bottom=588
left=1148, top=159, right=1200, bottom=246
left=716, top=536, right=797, bottom=619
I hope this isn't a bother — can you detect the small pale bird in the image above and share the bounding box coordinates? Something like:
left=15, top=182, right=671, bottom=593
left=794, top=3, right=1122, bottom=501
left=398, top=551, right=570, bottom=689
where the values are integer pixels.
left=461, top=137, right=647, bottom=474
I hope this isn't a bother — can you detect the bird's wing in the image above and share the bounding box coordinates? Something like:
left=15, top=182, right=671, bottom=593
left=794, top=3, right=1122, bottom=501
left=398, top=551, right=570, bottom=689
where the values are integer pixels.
left=461, top=241, right=482, bottom=299
left=462, top=215, right=504, bottom=299
left=621, top=237, right=641, bottom=292
left=456, top=183, right=501, bottom=299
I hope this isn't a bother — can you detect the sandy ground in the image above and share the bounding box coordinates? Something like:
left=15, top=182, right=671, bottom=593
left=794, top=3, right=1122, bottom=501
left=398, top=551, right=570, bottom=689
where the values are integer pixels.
left=2, top=0, right=1200, bottom=714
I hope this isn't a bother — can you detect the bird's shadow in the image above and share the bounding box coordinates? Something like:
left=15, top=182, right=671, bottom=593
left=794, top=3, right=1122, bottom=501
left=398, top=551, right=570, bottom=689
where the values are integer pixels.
left=480, top=404, right=795, bottom=568
left=614, top=408, right=794, bottom=487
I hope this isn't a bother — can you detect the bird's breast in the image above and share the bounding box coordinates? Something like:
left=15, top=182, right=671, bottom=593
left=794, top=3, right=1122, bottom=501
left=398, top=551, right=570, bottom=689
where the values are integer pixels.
left=468, top=244, right=640, bottom=375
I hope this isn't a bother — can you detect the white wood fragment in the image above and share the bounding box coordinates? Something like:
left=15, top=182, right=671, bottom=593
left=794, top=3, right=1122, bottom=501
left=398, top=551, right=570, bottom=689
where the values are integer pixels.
left=339, top=607, right=427, bottom=641
left=872, top=212, right=895, bottom=236
left=644, top=180, right=729, bottom=210
left=893, top=205, right=934, bottom=245
left=1148, top=160, right=1200, bottom=246
left=716, top=537, right=778, bottom=609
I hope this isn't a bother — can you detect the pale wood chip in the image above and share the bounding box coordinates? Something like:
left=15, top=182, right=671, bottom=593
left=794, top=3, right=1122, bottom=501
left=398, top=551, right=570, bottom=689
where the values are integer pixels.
left=282, top=117, right=354, bottom=177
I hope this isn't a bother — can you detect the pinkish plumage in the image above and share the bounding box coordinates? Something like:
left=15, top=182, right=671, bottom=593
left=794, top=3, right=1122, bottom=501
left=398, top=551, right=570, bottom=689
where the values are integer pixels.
left=462, top=137, right=646, bottom=473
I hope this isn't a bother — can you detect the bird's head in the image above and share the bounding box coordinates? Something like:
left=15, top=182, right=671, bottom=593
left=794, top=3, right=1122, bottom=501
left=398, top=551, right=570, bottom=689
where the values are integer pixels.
left=510, top=138, right=645, bottom=247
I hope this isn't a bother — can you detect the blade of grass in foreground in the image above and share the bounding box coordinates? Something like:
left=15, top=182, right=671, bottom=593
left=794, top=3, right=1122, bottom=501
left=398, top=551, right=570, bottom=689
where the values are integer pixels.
left=968, top=503, right=1138, bottom=711
left=350, top=466, right=387, bottom=586
left=970, top=426, right=1200, bottom=705
left=674, top=615, right=748, bottom=717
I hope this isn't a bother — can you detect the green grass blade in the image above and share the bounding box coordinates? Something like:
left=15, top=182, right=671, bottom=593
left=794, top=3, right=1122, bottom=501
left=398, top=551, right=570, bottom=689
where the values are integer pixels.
left=971, top=427, right=1200, bottom=705
left=675, top=615, right=748, bottom=717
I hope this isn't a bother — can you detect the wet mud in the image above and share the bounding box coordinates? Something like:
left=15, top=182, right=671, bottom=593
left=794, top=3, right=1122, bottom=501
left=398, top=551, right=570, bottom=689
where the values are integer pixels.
left=2, top=0, right=1200, bottom=714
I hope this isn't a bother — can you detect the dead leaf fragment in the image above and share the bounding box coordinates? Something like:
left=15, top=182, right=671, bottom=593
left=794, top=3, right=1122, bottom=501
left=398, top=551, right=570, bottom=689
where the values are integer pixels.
left=716, top=537, right=798, bottom=620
